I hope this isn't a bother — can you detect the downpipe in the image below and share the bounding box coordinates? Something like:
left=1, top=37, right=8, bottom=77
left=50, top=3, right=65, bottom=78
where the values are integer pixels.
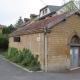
left=43, top=28, right=48, bottom=72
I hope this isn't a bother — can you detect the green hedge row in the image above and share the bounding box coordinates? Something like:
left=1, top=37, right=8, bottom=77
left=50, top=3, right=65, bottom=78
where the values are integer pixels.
left=0, top=34, right=8, bottom=49
left=6, top=47, right=41, bottom=71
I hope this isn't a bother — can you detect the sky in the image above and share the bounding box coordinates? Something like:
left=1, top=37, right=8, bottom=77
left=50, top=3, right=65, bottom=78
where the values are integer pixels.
left=0, top=0, right=70, bottom=26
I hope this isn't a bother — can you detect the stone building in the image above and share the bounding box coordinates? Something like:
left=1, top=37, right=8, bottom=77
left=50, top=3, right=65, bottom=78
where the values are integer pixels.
left=9, top=9, right=80, bottom=72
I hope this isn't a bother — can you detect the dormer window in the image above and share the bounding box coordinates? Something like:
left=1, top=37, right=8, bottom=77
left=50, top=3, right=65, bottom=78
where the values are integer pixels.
left=43, top=10, right=44, bottom=15
left=39, top=5, right=60, bottom=20
left=45, top=8, right=47, bottom=14
left=42, top=8, right=47, bottom=15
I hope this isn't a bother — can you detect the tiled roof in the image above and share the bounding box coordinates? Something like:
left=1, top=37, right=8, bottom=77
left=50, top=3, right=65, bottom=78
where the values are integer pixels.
left=11, top=13, right=66, bottom=33
left=0, top=24, right=6, bottom=29
left=48, top=5, right=60, bottom=13
left=39, top=1, right=78, bottom=20
left=10, top=10, right=78, bottom=36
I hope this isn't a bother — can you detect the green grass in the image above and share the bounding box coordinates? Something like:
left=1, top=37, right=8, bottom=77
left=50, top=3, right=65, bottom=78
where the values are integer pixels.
left=0, top=51, right=8, bottom=56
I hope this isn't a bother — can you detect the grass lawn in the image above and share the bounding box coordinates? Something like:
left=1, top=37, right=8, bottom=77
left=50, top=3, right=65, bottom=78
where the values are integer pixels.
left=0, top=51, right=8, bottom=56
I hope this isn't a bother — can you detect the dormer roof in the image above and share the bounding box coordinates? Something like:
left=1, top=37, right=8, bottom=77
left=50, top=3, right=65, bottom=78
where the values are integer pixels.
left=40, top=5, right=60, bottom=12
left=39, top=5, right=60, bottom=20
left=9, top=9, right=79, bottom=37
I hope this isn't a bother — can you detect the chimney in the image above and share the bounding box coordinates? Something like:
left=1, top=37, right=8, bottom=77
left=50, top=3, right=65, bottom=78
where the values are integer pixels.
left=30, top=14, right=38, bottom=18
left=24, top=18, right=30, bottom=23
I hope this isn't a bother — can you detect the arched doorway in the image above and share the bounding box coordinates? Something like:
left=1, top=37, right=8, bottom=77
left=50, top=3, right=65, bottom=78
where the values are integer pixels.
left=70, top=35, right=80, bottom=69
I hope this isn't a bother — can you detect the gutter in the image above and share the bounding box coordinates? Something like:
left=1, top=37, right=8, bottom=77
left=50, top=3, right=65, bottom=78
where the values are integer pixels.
left=43, top=27, right=48, bottom=72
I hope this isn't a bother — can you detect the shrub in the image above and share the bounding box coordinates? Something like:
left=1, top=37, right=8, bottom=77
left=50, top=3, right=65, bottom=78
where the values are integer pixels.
left=29, top=62, right=41, bottom=71
left=12, top=50, right=24, bottom=63
left=8, top=48, right=18, bottom=56
left=0, top=35, right=8, bottom=49
left=6, top=47, right=41, bottom=71
left=29, top=55, right=41, bottom=71
left=2, top=27, right=11, bottom=35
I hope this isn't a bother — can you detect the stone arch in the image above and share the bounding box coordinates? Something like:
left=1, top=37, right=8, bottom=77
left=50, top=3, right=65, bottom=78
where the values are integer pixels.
left=67, top=30, right=80, bottom=44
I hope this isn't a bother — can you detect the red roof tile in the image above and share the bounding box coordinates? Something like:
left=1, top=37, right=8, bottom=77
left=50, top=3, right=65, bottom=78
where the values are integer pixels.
left=12, top=13, right=67, bottom=35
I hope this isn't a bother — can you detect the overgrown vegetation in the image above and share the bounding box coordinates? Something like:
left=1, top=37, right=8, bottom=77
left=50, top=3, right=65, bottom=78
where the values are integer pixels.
left=5, top=47, right=41, bottom=71
left=0, top=51, right=8, bottom=56
left=0, top=33, right=9, bottom=51
left=2, top=27, right=11, bottom=35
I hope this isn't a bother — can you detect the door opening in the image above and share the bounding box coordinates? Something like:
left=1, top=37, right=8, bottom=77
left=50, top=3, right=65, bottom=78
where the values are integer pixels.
left=70, top=35, right=80, bottom=69
left=70, top=47, right=79, bottom=69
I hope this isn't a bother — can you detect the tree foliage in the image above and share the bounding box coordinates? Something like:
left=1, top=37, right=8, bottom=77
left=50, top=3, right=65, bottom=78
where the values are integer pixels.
left=0, top=34, right=8, bottom=49
left=6, top=48, right=41, bottom=71
left=15, top=17, right=24, bottom=29
left=62, top=0, right=78, bottom=12
left=2, top=27, right=11, bottom=35
left=8, top=24, right=16, bottom=32
left=66, top=1, right=77, bottom=11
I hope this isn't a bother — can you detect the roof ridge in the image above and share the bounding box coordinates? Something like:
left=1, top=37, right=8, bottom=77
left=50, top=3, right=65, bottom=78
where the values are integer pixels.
left=47, top=9, right=79, bottom=29
left=10, top=10, right=79, bottom=36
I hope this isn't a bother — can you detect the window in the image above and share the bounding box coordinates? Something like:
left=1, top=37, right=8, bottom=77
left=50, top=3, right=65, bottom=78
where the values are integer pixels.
left=71, top=35, right=79, bottom=44
left=42, top=10, right=44, bottom=15
left=45, top=8, right=47, bottom=14
left=14, top=37, right=20, bottom=42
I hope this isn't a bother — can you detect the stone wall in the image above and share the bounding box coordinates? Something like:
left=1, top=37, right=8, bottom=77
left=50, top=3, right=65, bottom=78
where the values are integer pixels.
left=9, top=13, right=80, bottom=72
left=47, top=14, right=80, bottom=72
left=9, top=33, right=45, bottom=70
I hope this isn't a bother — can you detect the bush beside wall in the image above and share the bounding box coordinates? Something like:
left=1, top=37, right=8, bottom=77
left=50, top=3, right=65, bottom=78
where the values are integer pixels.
left=0, top=34, right=8, bottom=51
left=6, top=47, right=41, bottom=71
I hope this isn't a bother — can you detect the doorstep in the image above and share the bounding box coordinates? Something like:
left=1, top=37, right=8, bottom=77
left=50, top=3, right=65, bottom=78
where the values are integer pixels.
left=70, top=67, right=80, bottom=71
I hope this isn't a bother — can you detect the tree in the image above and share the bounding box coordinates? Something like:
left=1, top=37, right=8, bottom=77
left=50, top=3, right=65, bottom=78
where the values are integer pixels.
left=67, top=0, right=77, bottom=11
left=0, top=33, right=9, bottom=51
left=74, top=0, right=80, bottom=9
left=15, top=17, right=24, bottom=29
left=8, top=24, right=16, bottom=32
left=62, top=0, right=78, bottom=11
left=2, top=27, right=11, bottom=35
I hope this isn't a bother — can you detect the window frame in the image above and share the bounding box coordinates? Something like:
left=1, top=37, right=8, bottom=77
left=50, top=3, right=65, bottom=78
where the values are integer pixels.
left=14, top=37, right=21, bottom=42
left=45, top=8, right=47, bottom=14
left=42, top=10, right=44, bottom=15
left=70, top=35, right=79, bottom=44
